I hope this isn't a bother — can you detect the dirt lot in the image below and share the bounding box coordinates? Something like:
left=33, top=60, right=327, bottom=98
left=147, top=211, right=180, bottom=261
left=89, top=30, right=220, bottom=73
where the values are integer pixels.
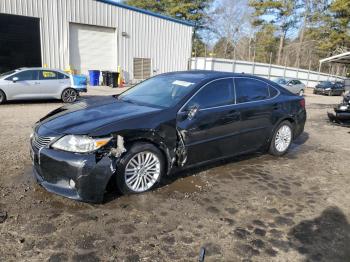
left=0, top=88, right=350, bottom=262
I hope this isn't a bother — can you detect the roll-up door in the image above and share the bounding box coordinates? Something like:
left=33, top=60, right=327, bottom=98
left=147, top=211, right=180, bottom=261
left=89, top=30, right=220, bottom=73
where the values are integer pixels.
left=69, top=23, right=117, bottom=74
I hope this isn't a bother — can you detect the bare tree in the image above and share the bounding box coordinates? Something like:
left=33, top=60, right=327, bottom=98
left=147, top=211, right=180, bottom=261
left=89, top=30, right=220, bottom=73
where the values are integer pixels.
left=207, top=0, right=254, bottom=58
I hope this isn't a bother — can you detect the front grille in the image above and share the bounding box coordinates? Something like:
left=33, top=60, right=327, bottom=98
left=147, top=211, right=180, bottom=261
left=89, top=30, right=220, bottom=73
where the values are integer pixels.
left=32, top=133, right=55, bottom=150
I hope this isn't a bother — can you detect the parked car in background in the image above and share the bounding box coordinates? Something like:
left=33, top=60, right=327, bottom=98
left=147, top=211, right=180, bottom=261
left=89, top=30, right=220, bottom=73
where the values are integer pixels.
left=0, top=67, right=87, bottom=104
left=313, top=81, right=345, bottom=96
left=30, top=71, right=306, bottom=203
left=273, top=78, right=305, bottom=96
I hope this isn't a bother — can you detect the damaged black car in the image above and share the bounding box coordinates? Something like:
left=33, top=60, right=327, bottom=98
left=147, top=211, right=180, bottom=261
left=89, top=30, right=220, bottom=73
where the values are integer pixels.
left=328, top=92, right=350, bottom=126
left=30, top=71, right=306, bottom=203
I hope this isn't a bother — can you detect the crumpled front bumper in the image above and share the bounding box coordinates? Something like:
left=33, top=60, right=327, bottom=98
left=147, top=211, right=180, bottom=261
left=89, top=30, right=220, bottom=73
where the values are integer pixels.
left=328, top=110, right=350, bottom=126
left=31, top=146, right=115, bottom=203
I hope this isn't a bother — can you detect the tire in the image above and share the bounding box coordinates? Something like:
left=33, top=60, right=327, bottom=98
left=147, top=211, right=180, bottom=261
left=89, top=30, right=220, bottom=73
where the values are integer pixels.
left=269, top=121, right=293, bottom=156
left=299, top=89, right=304, bottom=96
left=328, top=91, right=332, bottom=96
left=116, top=142, right=165, bottom=195
left=61, top=88, right=78, bottom=103
left=0, top=90, right=6, bottom=104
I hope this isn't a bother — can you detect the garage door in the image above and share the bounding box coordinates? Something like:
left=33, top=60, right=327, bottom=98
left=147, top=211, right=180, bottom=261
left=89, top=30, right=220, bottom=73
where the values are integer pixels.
left=0, top=14, right=41, bottom=73
left=69, top=23, right=116, bottom=74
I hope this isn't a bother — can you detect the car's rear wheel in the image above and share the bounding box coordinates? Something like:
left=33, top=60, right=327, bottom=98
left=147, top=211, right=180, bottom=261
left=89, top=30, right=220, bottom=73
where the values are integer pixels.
left=116, top=143, right=164, bottom=194
left=0, top=90, right=6, bottom=104
left=269, top=121, right=293, bottom=156
left=299, top=89, right=304, bottom=96
left=61, top=88, right=77, bottom=103
left=328, top=90, right=332, bottom=96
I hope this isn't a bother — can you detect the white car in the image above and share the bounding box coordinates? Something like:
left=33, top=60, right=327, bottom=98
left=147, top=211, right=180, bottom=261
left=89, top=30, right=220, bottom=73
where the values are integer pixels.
left=0, top=67, right=86, bottom=104
left=273, top=78, right=305, bottom=96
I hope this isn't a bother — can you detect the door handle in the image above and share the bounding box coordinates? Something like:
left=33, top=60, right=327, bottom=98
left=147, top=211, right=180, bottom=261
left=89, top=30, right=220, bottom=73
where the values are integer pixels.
left=273, top=103, right=280, bottom=110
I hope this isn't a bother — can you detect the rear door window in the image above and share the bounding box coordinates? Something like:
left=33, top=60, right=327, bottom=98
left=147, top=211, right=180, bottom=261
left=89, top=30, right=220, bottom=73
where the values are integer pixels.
left=187, top=78, right=234, bottom=109
left=9, top=70, right=38, bottom=81
left=39, top=70, right=58, bottom=80
left=234, top=78, right=270, bottom=103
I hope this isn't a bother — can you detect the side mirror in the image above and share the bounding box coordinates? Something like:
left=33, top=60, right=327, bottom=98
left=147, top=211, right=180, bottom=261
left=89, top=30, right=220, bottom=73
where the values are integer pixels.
left=12, top=77, right=19, bottom=83
left=186, top=105, right=199, bottom=120
left=287, top=82, right=292, bottom=86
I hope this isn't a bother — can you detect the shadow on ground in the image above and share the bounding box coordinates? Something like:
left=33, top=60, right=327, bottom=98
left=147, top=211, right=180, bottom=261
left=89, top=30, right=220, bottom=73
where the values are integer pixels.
left=293, top=132, right=309, bottom=146
left=103, top=152, right=268, bottom=203
left=288, top=206, right=350, bottom=262
left=4, top=99, right=62, bottom=105
left=104, top=134, right=310, bottom=203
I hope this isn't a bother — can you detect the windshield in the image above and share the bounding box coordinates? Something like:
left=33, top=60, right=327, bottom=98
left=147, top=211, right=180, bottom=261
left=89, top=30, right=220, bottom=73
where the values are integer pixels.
left=0, top=70, right=17, bottom=78
left=119, top=75, right=199, bottom=108
left=274, top=78, right=287, bottom=85
left=319, top=81, right=332, bottom=87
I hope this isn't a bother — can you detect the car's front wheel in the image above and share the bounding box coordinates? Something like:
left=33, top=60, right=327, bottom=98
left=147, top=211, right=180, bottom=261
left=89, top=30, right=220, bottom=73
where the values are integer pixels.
left=61, top=88, right=78, bottom=103
left=0, top=90, right=6, bottom=104
left=116, top=143, right=165, bottom=194
left=269, top=121, right=293, bottom=156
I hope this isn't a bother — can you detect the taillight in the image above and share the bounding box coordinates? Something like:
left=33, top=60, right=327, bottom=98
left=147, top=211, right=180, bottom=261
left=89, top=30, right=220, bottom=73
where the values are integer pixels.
left=299, top=98, right=305, bottom=109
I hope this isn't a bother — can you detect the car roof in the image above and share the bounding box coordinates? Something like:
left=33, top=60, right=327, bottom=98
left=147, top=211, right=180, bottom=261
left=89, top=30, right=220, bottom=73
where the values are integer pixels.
left=18, top=67, right=65, bottom=72
left=161, top=70, right=270, bottom=82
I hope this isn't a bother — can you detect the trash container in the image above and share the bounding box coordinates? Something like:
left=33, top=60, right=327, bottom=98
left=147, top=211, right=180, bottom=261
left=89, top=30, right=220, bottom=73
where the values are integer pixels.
left=101, top=71, right=110, bottom=86
left=71, top=75, right=88, bottom=92
left=109, top=72, right=120, bottom=88
left=88, top=70, right=100, bottom=86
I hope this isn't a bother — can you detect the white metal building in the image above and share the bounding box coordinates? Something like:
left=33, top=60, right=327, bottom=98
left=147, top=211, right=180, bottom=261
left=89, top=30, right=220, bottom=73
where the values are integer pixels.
left=0, top=0, right=193, bottom=82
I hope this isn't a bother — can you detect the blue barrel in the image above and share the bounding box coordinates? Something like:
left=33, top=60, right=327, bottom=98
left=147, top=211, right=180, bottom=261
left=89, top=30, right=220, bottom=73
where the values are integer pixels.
left=88, top=70, right=100, bottom=86
left=72, top=75, right=87, bottom=87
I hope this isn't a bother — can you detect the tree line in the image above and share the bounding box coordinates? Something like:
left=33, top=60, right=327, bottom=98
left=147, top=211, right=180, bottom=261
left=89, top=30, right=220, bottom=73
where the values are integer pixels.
left=125, top=0, right=350, bottom=74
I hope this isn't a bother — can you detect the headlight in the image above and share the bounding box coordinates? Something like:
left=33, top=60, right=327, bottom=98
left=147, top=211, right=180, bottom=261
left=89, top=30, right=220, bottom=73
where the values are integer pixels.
left=52, top=135, right=112, bottom=153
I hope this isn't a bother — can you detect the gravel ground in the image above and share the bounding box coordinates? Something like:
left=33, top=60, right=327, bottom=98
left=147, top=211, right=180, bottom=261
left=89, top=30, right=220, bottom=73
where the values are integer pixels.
left=0, top=88, right=350, bottom=262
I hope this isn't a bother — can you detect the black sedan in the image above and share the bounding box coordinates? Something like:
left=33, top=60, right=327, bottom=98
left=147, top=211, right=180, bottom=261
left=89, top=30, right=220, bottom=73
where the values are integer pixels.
left=313, top=81, right=345, bottom=96
left=30, top=71, right=306, bottom=203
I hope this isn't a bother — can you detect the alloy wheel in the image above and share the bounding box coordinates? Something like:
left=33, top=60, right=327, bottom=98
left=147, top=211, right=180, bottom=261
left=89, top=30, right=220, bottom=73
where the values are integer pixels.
left=124, top=151, right=161, bottom=192
left=274, top=125, right=292, bottom=153
left=62, top=89, right=77, bottom=103
left=299, top=90, right=304, bottom=96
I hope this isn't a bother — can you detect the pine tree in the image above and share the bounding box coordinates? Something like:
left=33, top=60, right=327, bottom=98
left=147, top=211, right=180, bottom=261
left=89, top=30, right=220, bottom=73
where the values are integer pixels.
left=322, top=0, right=350, bottom=53
left=124, top=0, right=212, bottom=57
left=249, top=0, right=299, bottom=65
left=254, top=24, right=279, bottom=64
left=213, top=37, right=235, bottom=59
left=124, top=0, right=211, bottom=26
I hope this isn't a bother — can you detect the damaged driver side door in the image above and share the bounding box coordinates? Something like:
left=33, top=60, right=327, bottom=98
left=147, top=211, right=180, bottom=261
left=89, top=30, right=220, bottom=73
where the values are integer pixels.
left=176, top=78, right=240, bottom=165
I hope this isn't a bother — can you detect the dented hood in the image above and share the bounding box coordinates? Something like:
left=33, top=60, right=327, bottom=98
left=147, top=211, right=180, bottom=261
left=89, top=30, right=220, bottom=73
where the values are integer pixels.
left=39, top=96, right=161, bottom=135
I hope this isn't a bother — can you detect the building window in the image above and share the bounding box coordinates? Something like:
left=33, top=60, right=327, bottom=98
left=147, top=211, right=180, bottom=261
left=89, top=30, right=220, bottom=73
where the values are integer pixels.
left=133, top=58, right=151, bottom=80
